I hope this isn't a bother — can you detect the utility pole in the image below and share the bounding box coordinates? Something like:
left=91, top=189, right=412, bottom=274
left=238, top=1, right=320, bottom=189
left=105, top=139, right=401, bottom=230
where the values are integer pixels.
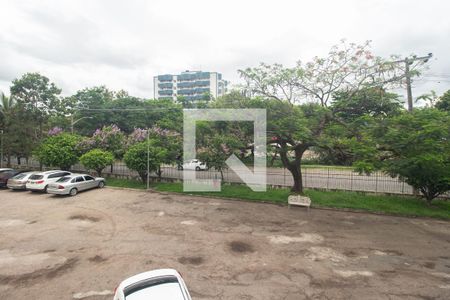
left=0, top=130, right=3, bottom=168
left=405, top=59, right=413, bottom=112
left=397, top=53, right=433, bottom=112
left=146, top=128, right=150, bottom=190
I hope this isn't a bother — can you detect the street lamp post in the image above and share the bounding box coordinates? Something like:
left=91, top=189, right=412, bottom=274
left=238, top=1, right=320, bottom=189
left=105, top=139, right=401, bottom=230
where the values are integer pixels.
left=71, top=116, right=93, bottom=134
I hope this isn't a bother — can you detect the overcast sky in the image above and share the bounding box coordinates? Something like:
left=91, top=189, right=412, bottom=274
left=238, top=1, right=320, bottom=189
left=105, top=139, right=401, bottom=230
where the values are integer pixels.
left=1, top=0, right=449, bottom=101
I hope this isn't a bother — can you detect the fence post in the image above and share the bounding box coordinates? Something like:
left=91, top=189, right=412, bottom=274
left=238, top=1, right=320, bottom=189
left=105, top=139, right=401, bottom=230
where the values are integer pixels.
left=326, top=168, right=329, bottom=190
left=304, top=167, right=307, bottom=187
left=375, top=172, right=379, bottom=193
left=283, top=168, right=286, bottom=186
left=350, top=171, right=353, bottom=191
left=402, top=179, right=405, bottom=194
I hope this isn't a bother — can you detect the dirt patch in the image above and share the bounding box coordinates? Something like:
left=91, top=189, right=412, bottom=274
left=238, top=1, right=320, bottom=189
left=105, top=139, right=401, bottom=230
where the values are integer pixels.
left=229, top=241, right=255, bottom=253
left=423, top=262, right=436, bottom=269
left=0, top=219, right=28, bottom=227
left=305, top=247, right=347, bottom=263
left=0, top=258, right=78, bottom=286
left=344, top=250, right=359, bottom=257
left=334, top=269, right=374, bottom=277
left=69, top=215, right=100, bottom=222
left=88, top=255, right=107, bottom=263
left=178, top=256, right=204, bottom=265
left=268, top=233, right=324, bottom=244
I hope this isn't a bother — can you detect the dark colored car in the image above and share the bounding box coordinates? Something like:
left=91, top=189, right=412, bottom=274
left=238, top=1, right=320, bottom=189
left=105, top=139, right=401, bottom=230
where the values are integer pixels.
left=0, top=170, right=30, bottom=188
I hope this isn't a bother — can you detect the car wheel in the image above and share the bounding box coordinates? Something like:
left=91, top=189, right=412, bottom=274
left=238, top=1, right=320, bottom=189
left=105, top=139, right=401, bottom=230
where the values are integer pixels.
left=195, top=166, right=201, bottom=171
left=69, top=188, right=78, bottom=196
left=98, top=181, right=105, bottom=188
left=43, top=185, right=48, bottom=193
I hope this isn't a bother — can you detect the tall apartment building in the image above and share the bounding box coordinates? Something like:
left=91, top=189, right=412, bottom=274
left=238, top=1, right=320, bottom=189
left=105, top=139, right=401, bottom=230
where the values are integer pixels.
left=153, top=70, right=228, bottom=101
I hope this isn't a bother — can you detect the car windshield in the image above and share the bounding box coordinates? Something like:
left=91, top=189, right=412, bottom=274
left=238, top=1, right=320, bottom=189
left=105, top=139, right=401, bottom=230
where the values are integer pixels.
left=29, top=174, right=44, bottom=180
left=12, top=173, right=27, bottom=180
left=56, top=176, right=72, bottom=183
left=125, top=276, right=185, bottom=300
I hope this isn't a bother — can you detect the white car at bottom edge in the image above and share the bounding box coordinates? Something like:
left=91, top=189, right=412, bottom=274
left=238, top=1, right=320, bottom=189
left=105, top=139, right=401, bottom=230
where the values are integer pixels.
left=113, top=269, right=192, bottom=300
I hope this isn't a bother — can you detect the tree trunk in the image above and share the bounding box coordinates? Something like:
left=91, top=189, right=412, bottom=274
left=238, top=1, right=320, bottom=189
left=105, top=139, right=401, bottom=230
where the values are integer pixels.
left=269, top=152, right=278, bottom=167
left=287, top=163, right=303, bottom=194
left=139, top=172, right=147, bottom=184
left=157, top=166, right=162, bottom=182
left=278, top=142, right=308, bottom=194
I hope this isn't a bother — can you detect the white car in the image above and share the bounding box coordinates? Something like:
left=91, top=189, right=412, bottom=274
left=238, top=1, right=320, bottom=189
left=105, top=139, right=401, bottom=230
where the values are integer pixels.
left=113, top=269, right=192, bottom=300
left=26, top=170, right=72, bottom=192
left=180, top=159, right=207, bottom=171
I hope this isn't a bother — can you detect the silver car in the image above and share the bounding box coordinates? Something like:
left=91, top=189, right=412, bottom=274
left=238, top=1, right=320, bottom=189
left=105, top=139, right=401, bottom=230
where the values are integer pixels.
left=47, top=174, right=105, bottom=196
left=7, top=171, right=36, bottom=190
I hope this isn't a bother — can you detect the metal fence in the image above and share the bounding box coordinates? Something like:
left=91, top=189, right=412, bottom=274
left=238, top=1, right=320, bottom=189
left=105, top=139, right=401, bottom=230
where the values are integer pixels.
left=8, top=157, right=433, bottom=196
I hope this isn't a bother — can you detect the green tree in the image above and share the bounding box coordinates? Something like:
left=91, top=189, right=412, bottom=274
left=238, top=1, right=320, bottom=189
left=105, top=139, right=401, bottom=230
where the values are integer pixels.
left=354, top=109, right=450, bottom=204
left=80, top=149, right=114, bottom=176
left=317, top=88, right=403, bottom=165
left=435, top=90, right=450, bottom=111
left=91, top=125, right=126, bottom=159
left=148, top=127, right=181, bottom=179
left=123, top=140, right=166, bottom=183
left=0, top=92, right=36, bottom=166
left=35, top=133, right=82, bottom=170
left=10, top=73, right=64, bottom=132
left=238, top=41, right=423, bottom=193
left=68, top=86, right=114, bottom=135
left=332, top=88, right=402, bottom=122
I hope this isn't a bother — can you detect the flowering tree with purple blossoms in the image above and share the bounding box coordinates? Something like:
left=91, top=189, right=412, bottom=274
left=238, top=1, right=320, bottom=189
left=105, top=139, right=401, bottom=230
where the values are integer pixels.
left=126, top=128, right=148, bottom=147
left=91, top=124, right=126, bottom=159
left=47, top=127, right=63, bottom=136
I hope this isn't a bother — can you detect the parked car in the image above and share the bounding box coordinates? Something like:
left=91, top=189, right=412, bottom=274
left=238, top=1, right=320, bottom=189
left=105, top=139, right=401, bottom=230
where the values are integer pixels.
left=7, top=171, right=37, bottom=190
left=113, top=269, right=192, bottom=300
left=26, top=170, right=72, bottom=192
left=179, top=159, right=207, bottom=171
left=0, top=168, right=13, bottom=174
left=47, top=174, right=105, bottom=196
left=0, top=170, right=31, bottom=188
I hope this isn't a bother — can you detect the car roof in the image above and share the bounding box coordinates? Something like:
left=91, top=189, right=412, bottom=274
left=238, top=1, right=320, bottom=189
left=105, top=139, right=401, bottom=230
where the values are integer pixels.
left=120, top=269, right=182, bottom=290
left=31, top=170, right=69, bottom=175
left=61, top=173, right=92, bottom=178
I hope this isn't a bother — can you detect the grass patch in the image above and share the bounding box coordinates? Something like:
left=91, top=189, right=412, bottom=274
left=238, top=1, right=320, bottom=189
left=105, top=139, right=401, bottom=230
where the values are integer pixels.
left=104, top=178, right=450, bottom=220
left=106, top=177, right=146, bottom=189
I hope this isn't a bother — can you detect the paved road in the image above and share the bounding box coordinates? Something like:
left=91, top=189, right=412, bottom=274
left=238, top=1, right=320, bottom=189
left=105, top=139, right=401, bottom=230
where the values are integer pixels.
left=0, top=187, right=449, bottom=299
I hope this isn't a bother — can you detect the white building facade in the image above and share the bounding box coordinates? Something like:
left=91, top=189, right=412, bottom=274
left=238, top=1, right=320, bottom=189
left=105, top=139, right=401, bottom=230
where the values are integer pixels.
left=153, top=70, right=228, bottom=101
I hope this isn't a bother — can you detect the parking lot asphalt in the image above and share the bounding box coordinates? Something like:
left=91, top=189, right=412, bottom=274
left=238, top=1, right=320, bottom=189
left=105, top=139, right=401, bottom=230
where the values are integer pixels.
left=0, top=187, right=449, bottom=299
